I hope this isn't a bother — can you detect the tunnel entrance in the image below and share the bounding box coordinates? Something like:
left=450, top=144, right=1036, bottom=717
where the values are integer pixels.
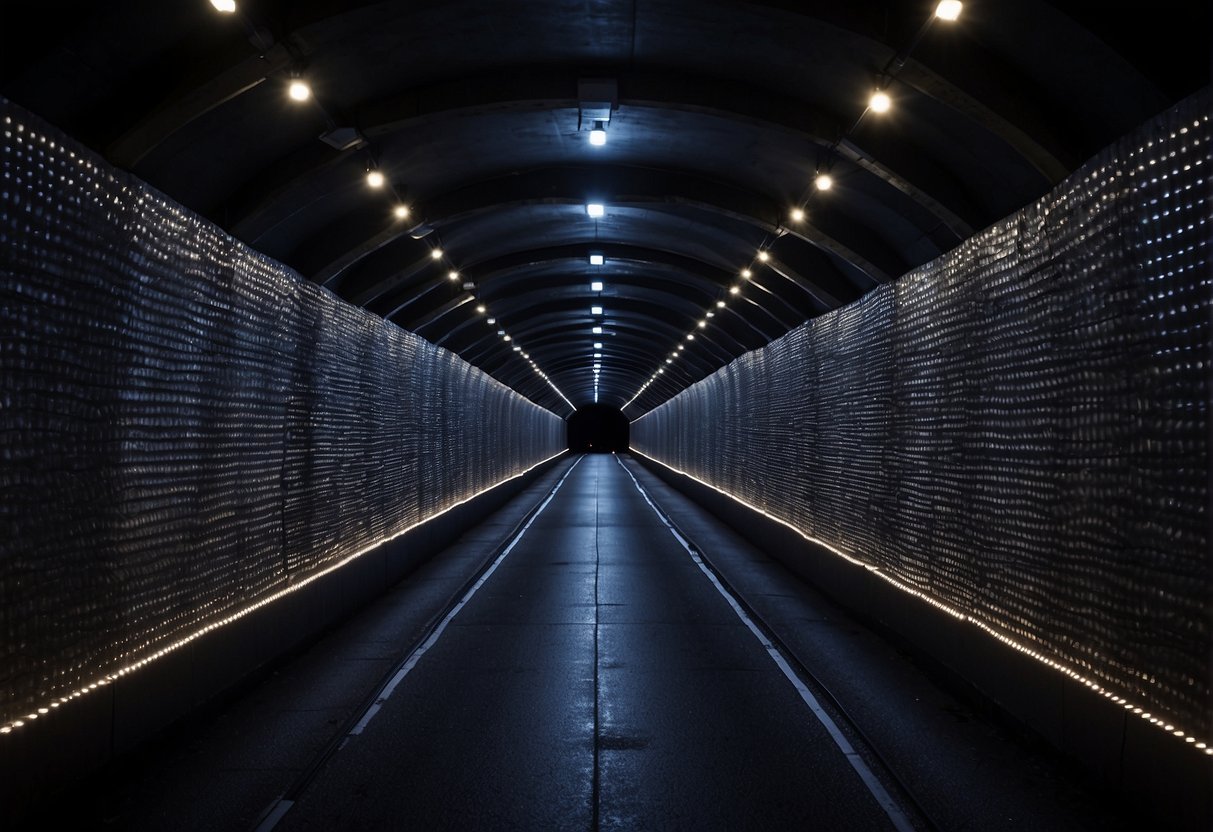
left=567, top=405, right=629, bottom=453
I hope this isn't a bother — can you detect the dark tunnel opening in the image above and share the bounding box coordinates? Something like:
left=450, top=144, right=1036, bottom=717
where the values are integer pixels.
left=567, top=405, right=629, bottom=453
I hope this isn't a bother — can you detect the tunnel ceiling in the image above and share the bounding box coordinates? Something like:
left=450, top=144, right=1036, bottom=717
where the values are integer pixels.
left=2, top=1, right=1207, bottom=417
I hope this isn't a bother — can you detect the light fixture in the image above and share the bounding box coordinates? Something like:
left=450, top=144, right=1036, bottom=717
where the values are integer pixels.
left=513, top=345, right=522, bottom=351
left=366, top=170, right=386, bottom=188
left=497, top=329, right=505, bottom=335
left=706, top=311, right=714, bottom=318
left=593, top=342, right=603, bottom=349
left=431, top=248, right=444, bottom=260
left=591, top=305, right=603, bottom=315
left=394, top=205, right=410, bottom=219
left=666, top=358, right=673, bottom=364
left=594, top=352, right=601, bottom=358
left=591, top=281, right=604, bottom=292
left=210, top=0, right=237, bottom=11
left=487, top=317, right=496, bottom=325
left=686, top=334, right=695, bottom=341
left=586, top=203, right=605, bottom=218
left=504, top=335, right=512, bottom=342
left=589, top=253, right=604, bottom=266
left=677, top=345, right=684, bottom=351
left=791, top=207, right=805, bottom=222
left=935, top=0, right=962, bottom=21
left=448, top=270, right=460, bottom=281
left=757, top=250, right=770, bottom=262
left=869, top=90, right=891, bottom=114
left=741, top=268, right=752, bottom=279
left=716, top=300, right=726, bottom=308
left=729, top=285, right=740, bottom=295
left=815, top=172, right=834, bottom=190
left=589, top=120, right=607, bottom=146
left=288, top=79, right=311, bottom=102
left=476, top=305, right=486, bottom=314
left=593, top=326, right=603, bottom=334
left=698, top=320, right=707, bottom=328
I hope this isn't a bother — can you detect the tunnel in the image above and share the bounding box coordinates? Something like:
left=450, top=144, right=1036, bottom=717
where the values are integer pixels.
left=1, top=3, right=1210, bottom=830
left=567, top=405, right=630, bottom=453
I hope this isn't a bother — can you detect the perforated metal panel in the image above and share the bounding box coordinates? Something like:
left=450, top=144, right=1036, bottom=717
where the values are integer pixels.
left=0, top=99, right=564, bottom=730
left=633, top=92, right=1211, bottom=746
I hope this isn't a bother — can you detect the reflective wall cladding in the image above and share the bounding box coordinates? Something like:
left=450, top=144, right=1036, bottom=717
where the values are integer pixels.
left=632, top=92, right=1211, bottom=746
left=0, top=99, right=564, bottom=730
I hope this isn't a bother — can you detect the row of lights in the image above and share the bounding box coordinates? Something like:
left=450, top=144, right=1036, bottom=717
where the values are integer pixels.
left=623, top=0, right=964, bottom=412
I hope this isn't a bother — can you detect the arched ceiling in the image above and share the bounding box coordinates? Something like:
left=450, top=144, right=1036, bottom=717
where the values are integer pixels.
left=2, top=0, right=1206, bottom=417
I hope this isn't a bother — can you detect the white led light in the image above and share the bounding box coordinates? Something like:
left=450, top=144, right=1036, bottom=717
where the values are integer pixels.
left=591, top=281, right=604, bottom=291
left=717, top=301, right=726, bottom=308
left=686, top=334, right=695, bottom=341
left=366, top=170, right=386, bottom=188
left=288, top=79, right=311, bottom=102
left=589, top=122, right=607, bottom=146
left=593, top=326, right=603, bottom=334
left=487, top=318, right=496, bottom=325
left=503, top=335, right=512, bottom=342
left=698, top=320, right=707, bottom=328
left=815, top=172, right=834, bottom=190
left=210, top=0, right=237, bottom=11
left=593, top=342, right=603, bottom=349
left=394, top=205, right=411, bottom=219
left=586, top=203, right=605, bottom=218
left=589, top=254, right=605, bottom=266
left=448, top=270, right=460, bottom=281
left=431, top=248, right=444, bottom=260
left=591, top=305, right=603, bottom=315
left=476, top=305, right=486, bottom=314
left=666, top=358, right=673, bottom=364
left=791, top=207, right=805, bottom=222
left=729, top=285, right=740, bottom=295
left=869, top=90, right=891, bottom=114
left=757, top=250, right=770, bottom=262
left=935, top=0, right=962, bottom=21
left=741, top=268, right=752, bottom=279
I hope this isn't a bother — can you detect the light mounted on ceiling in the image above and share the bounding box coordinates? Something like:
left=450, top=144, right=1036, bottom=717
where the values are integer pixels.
left=430, top=248, right=444, bottom=260
left=589, top=253, right=604, bottom=266
left=790, top=207, right=805, bottom=222
left=586, top=203, right=605, bottom=218
left=393, top=204, right=411, bottom=219
left=935, top=0, right=963, bottom=21
left=366, top=169, right=386, bottom=188
left=591, top=305, right=603, bottom=315
left=589, top=120, right=607, bottom=146
left=591, top=281, right=604, bottom=292
left=287, top=78, right=311, bottom=102
left=869, top=90, right=891, bottom=114
left=210, top=0, right=237, bottom=12
left=815, top=172, right=834, bottom=191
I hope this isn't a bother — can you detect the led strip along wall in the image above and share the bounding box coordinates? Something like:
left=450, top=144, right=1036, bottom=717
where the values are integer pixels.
left=631, top=96, right=1211, bottom=757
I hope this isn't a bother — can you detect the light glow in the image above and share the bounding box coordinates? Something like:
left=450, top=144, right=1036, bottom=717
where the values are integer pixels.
left=586, top=203, right=605, bottom=218
left=593, top=326, right=603, bottom=334
left=741, top=269, right=752, bottom=279
left=590, top=253, right=605, bottom=266
left=869, top=90, right=891, bottom=114
left=448, top=270, right=460, bottom=281
left=757, top=250, right=770, bottom=262
left=591, top=305, right=603, bottom=315
left=935, top=0, right=962, bottom=21
left=791, top=207, right=805, bottom=222
left=366, top=170, right=386, bottom=188
left=729, top=285, right=740, bottom=295
left=394, top=205, right=411, bottom=219
left=591, top=281, right=604, bottom=291
left=210, top=0, right=237, bottom=12
left=717, top=301, right=726, bottom=308
left=593, top=342, right=603, bottom=349
left=815, top=172, right=834, bottom=191
left=476, top=305, right=486, bottom=314
left=288, top=79, right=311, bottom=102
left=431, top=248, right=444, bottom=260
left=589, top=122, right=607, bottom=146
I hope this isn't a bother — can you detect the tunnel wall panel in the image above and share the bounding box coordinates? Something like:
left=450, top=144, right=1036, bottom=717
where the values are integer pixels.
left=632, top=93, right=1211, bottom=753
left=0, top=97, right=565, bottom=733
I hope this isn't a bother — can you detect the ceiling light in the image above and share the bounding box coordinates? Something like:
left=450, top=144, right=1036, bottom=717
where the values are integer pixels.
left=686, top=334, right=695, bottom=341
left=869, top=90, right=891, bottom=114
left=935, top=0, right=962, bottom=21
left=431, top=248, right=444, bottom=260
left=448, top=270, right=460, bottom=281
left=677, top=345, right=684, bottom=351
left=757, top=250, right=770, bottom=262
left=513, top=345, right=522, bottom=351
left=593, top=326, right=603, bottom=334
left=591, top=281, right=603, bottom=291
left=717, top=301, right=726, bottom=308
left=698, top=320, right=707, bottom=328
left=288, top=79, right=311, bottom=102
left=589, top=253, right=604, bottom=266
left=589, top=121, right=607, bottom=146
left=658, top=368, right=665, bottom=374
left=594, top=352, right=601, bottom=358
left=815, top=172, right=834, bottom=190
left=666, top=358, right=673, bottom=364
left=476, top=305, right=486, bottom=314
left=594, top=342, right=603, bottom=349
left=394, top=205, right=410, bottom=219
left=729, top=285, right=740, bottom=295
left=586, top=203, right=605, bottom=218
left=366, top=170, right=386, bottom=188
left=497, top=329, right=505, bottom=335
left=503, top=335, right=512, bottom=342
left=210, top=0, right=237, bottom=12
left=790, top=207, right=805, bottom=222
left=487, top=318, right=496, bottom=324
left=591, top=305, right=603, bottom=315
left=706, top=311, right=714, bottom=318
left=741, top=268, right=752, bottom=279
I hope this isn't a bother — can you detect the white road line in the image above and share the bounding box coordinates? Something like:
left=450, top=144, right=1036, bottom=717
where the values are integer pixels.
left=257, top=455, right=583, bottom=832
left=615, top=456, right=916, bottom=832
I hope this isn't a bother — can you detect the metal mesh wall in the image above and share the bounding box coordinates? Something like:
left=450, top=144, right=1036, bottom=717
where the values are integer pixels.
left=632, top=93, right=1211, bottom=744
left=0, top=99, right=564, bottom=730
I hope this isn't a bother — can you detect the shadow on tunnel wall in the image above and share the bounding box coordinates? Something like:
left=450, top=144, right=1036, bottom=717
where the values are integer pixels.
left=567, top=405, right=630, bottom=453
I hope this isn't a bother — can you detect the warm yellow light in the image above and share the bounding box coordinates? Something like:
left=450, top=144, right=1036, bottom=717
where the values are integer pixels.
left=288, top=79, right=311, bottom=102
left=815, top=173, right=834, bottom=191
left=869, top=90, right=891, bottom=114
left=210, top=0, right=237, bottom=12
left=366, top=170, right=386, bottom=188
left=394, top=205, right=410, bottom=219
left=448, top=270, right=460, bottom=281
left=431, top=248, right=444, bottom=260
left=716, top=300, right=726, bottom=308
left=476, top=305, right=486, bottom=314
left=935, top=1, right=962, bottom=21
left=790, top=207, right=805, bottom=222
left=740, top=269, right=752, bottom=279
left=757, top=250, right=770, bottom=262
left=729, top=285, right=740, bottom=295
left=698, top=320, right=707, bottom=328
